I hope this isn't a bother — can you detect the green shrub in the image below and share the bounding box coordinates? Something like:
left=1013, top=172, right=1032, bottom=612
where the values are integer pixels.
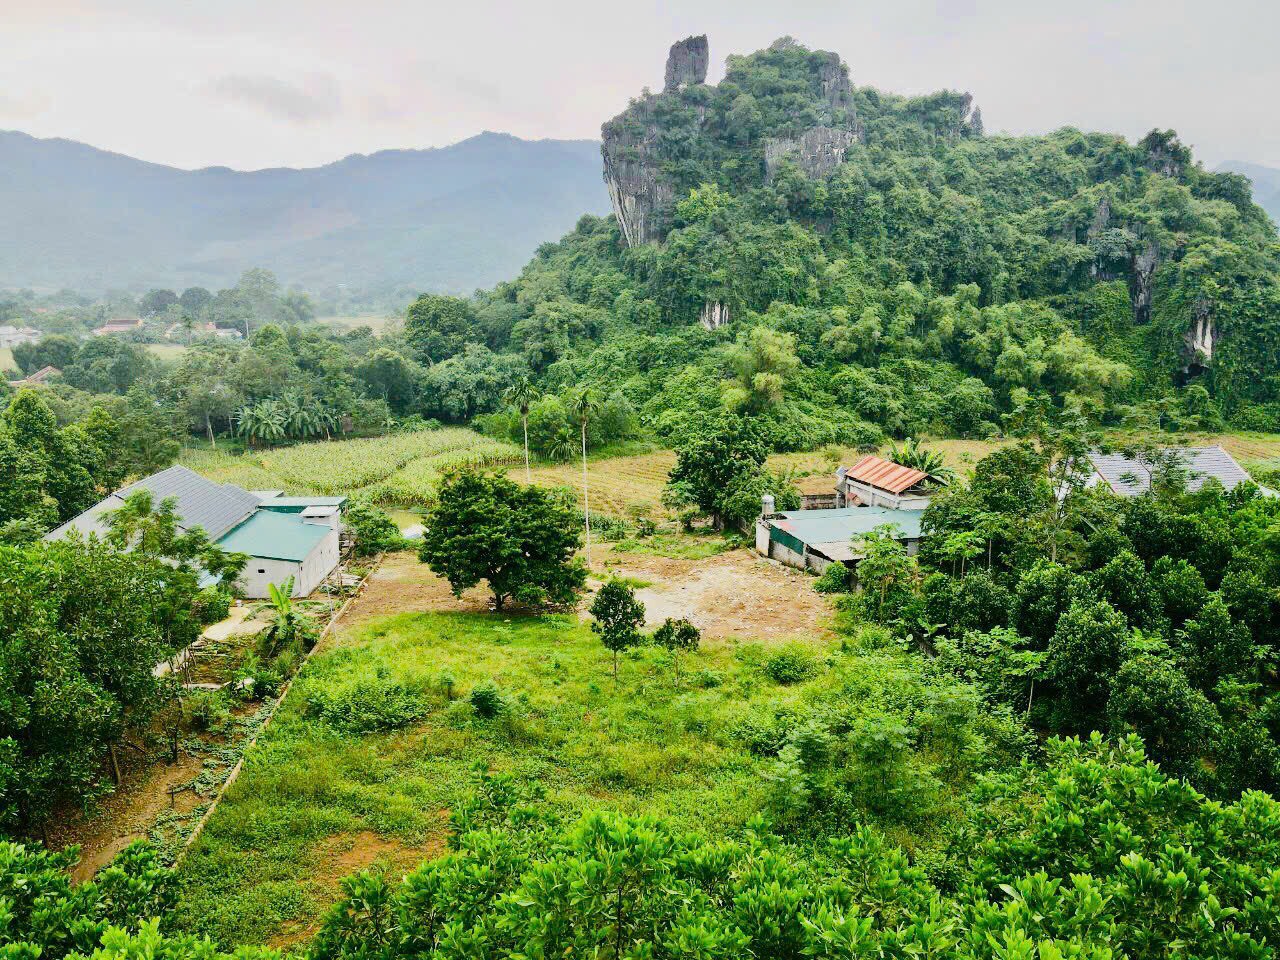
left=764, top=645, right=818, bottom=684
left=812, top=561, right=851, bottom=594
left=192, top=587, right=233, bottom=625
left=591, top=515, right=630, bottom=542
left=182, top=689, right=230, bottom=731
left=344, top=500, right=408, bottom=557
left=469, top=678, right=508, bottom=718
left=306, top=675, right=428, bottom=734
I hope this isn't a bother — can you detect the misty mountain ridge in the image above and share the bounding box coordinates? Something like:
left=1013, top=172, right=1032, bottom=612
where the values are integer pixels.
left=1217, top=160, right=1280, bottom=225
left=0, top=129, right=611, bottom=296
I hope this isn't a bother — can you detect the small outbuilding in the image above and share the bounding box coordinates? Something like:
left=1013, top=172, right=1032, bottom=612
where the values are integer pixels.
left=217, top=509, right=340, bottom=598
left=836, top=455, right=945, bottom=509
left=757, top=506, right=925, bottom=574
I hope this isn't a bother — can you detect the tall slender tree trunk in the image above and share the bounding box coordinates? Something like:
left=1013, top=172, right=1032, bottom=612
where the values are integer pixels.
left=522, top=413, right=531, bottom=483
left=581, top=419, right=592, bottom=566
left=206, top=412, right=216, bottom=448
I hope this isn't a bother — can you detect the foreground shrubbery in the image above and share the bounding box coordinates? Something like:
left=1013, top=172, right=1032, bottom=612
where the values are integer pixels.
left=10, top=736, right=1277, bottom=960
left=311, top=740, right=1280, bottom=959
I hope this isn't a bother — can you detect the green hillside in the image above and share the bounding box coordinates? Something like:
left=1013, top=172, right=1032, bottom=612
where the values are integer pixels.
left=460, top=36, right=1280, bottom=447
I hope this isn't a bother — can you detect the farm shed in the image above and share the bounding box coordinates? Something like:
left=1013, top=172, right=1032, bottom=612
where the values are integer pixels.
left=836, top=455, right=946, bottom=509
left=756, top=506, right=924, bottom=573
left=49, top=465, right=343, bottom=598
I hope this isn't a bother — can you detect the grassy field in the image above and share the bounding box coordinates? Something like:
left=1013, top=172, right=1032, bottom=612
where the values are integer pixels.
left=146, top=343, right=188, bottom=362
left=184, top=428, right=1280, bottom=515
left=315, top=314, right=398, bottom=334
left=0, top=346, right=16, bottom=374
left=171, top=603, right=989, bottom=947
left=182, top=429, right=520, bottom=505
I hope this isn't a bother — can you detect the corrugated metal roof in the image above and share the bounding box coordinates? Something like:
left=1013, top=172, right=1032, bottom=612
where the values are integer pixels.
left=771, top=506, right=925, bottom=547
left=1088, top=446, right=1254, bottom=497
left=216, top=510, right=331, bottom=562
left=48, top=465, right=260, bottom=541
left=844, top=455, right=930, bottom=495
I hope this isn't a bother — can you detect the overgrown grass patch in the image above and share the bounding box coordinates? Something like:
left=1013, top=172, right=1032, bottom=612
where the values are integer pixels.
left=172, top=611, right=1021, bottom=947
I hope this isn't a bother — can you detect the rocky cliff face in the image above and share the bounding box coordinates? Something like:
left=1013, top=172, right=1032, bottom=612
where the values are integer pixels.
left=764, top=126, right=860, bottom=181
left=600, top=94, right=677, bottom=248
left=665, top=35, right=709, bottom=91
left=601, top=38, right=707, bottom=247
left=601, top=35, right=865, bottom=248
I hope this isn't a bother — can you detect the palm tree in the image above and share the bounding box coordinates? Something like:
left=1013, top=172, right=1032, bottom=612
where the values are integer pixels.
left=504, top=376, right=539, bottom=483
left=569, top=386, right=600, bottom=566
left=886, top=437, right=956, bottom=484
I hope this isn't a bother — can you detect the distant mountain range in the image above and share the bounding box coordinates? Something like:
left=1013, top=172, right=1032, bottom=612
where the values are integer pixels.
left=1218, top=160, right=1280, bottom=225
left=0, top=130, right=610, bottom=296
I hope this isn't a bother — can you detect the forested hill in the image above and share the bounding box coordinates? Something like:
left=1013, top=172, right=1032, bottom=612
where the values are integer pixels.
left=0, top=130, right=610, bottom=296
left=1220, top=159, right=1280, bottom=224
left=457, top=36, right=1280, bottom=447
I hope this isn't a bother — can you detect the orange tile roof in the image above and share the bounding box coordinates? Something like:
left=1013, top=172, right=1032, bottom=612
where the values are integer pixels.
left=845, top=455, right=930, bottom=495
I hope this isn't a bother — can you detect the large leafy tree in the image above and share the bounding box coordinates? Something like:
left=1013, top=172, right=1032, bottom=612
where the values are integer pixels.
left=418, top=468, right=586, bottom=611
left=0, top=538, right=183, bottom=832
left=404, top=294, right=478, bottom=365
left=665, top=414, right=773, bottom=529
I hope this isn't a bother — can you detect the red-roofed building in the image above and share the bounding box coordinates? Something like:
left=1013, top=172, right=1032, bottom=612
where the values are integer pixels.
left=7, top=365, right=61, bottom=389
left=93, top=318, right=144, bottom=336
left=836, top=454, right=944, bottom=510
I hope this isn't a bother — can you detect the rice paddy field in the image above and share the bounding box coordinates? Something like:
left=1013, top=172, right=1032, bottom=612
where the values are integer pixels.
left=181, top=429, right=520, bottom=505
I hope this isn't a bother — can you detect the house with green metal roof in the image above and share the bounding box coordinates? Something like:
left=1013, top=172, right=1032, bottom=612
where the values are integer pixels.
left=217, top=509, right=340, bottom=598
left=755, top=505, right=925, bottom=574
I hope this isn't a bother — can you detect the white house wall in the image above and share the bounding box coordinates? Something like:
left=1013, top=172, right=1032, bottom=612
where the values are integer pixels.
left=237, top=527, right=340, bottom=598
left=239, top=557, right=304, bottom=599
left=295, top=527, right=340, bottom=596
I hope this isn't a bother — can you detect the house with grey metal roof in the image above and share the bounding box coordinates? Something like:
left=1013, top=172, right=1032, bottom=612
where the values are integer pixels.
left=1084, top=446, right=1267, bottom=497
left=48, top=465, right=344, bottom=598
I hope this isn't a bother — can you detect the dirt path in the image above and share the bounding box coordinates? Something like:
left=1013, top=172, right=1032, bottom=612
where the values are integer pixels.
left=52, top=750, right=207, bottom=882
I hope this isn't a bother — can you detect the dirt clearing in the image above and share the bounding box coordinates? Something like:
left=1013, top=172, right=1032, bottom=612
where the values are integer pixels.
left=596, top=545, right=833, bottom=642
left=351, top=546, right=833, bottom=643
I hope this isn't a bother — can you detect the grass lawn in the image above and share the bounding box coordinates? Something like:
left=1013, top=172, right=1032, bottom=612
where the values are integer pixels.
left=170, top=602, right=985, bottom=947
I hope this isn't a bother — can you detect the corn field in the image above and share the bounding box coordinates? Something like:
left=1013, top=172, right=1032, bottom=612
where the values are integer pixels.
left=183, top=429, right=520, bottom=505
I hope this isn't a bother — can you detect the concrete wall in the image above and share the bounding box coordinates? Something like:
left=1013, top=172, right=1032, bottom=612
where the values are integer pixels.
left=239, top=556, right=303, bottom=600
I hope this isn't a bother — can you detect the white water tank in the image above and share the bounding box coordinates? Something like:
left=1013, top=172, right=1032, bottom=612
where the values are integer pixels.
left=761, top=493, right=775, bottom=516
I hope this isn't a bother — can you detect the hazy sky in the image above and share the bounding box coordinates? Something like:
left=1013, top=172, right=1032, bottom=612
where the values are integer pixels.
left=2, top=0, right=1276, bottom=171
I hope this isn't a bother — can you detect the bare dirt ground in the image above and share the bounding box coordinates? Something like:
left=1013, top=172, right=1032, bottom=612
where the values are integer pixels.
left=51, top=750, right=207, bottom=882
left=264, top=828, right=447, bottom=950
left=343, top=551, right=496, bottom=622
left=595, top=545, right=834, bottom=643
left=352, top=547, right=833, bottom=644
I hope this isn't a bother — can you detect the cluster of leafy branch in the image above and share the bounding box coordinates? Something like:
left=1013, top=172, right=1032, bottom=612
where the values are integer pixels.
left=836, top=404, right=1280, bottom=799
